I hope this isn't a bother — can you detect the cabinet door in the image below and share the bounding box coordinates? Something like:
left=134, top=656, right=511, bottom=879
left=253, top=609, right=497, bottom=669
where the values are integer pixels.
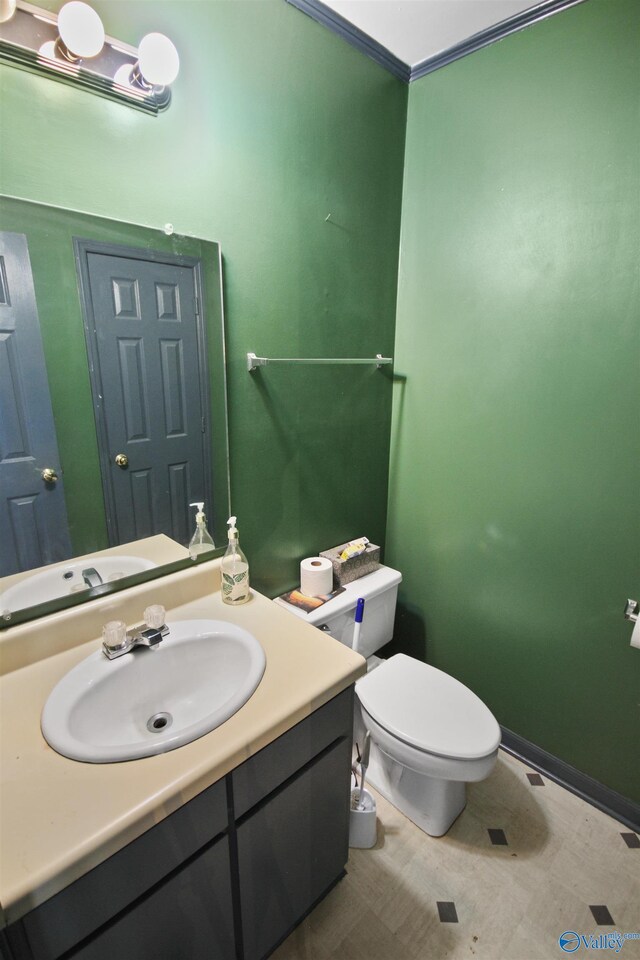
left=232, top=688, right=353, bottom=818
left=71, top=838, right=235, bottom=960
left=19, top=778, right=229, bottom=960
left=237, top=738, right=351, bottom=960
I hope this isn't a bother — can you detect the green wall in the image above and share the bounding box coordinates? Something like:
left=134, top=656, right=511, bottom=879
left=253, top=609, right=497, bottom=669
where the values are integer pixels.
left=0, top=0, right=407, bottom=595
left=387, top=0, right=639, bottom=800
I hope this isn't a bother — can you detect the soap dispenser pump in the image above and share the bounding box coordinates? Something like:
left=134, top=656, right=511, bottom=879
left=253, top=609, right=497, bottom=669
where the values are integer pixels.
left=221, top=516, right=250, bottom=605
left=189, top=502, right=215, bottom=559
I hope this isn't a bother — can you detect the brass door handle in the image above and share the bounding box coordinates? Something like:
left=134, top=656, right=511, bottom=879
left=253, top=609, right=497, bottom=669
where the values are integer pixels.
left=114, top=454, right=129, bottom=468
left=42, top=467, right=58, bottom=484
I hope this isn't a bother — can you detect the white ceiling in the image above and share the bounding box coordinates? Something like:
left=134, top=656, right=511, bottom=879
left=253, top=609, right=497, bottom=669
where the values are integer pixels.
left=320, top=0, right=540, bottom=68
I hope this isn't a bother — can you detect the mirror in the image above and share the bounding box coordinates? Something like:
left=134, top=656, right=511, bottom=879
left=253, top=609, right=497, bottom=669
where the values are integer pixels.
left=0, top=196, right=230, bottom=627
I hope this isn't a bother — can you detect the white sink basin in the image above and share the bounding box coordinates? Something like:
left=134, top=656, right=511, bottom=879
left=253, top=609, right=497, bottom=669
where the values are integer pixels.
left=1, top=556, right=156, bottom=612
left=41, top=620, right=266, bottom=763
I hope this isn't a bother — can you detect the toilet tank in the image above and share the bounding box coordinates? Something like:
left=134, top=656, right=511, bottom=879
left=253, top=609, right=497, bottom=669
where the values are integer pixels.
left=276, top=565, right=402, bottom=658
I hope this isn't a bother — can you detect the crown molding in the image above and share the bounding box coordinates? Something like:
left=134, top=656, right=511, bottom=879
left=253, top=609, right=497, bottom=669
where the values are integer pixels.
left=286, top=0, right=589, bottom=84
left=285, top=0, right=410, bottom=82
left=410, top=0, right=588, bottom=81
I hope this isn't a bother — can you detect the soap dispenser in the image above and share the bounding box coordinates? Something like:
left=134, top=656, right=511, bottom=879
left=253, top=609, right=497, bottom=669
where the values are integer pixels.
left=189, top=502, right=215, bottom=559
left=221, top=516, right=250, bottom=605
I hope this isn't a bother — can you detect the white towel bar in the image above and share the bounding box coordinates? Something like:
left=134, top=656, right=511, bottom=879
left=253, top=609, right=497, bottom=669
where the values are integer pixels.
left=247, top=352, right=392, bottom=372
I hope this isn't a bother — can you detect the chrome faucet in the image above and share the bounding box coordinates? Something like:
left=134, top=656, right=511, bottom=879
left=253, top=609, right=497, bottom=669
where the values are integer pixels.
left=82, top=567, right=103, bottom=588
left=102, top=605, right=169, bottom=660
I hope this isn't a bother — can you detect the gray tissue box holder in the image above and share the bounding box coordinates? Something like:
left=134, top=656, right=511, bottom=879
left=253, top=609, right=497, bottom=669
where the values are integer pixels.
left=319, top=542, right=381, bottom=586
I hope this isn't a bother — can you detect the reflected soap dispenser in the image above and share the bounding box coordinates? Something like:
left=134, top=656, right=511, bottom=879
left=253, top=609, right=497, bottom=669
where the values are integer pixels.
left=189, top=502, right=215, bottom=559
left=221, top=516, right=250, bottom=605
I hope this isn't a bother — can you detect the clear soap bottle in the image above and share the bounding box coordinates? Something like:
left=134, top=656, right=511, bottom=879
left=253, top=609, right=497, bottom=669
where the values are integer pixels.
left=221, top=516, right=250, bottom=605
left=188, top=502, right=215, bottom=559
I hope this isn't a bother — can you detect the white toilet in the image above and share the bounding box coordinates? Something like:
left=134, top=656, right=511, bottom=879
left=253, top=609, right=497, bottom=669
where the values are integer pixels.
left=277, top=565, right=501, bottom=836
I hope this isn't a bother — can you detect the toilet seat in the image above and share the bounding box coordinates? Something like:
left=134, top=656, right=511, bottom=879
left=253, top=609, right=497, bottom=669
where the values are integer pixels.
left=359, top=703, right=499, bottom=783
left=356, top=653, right=501, bottom=761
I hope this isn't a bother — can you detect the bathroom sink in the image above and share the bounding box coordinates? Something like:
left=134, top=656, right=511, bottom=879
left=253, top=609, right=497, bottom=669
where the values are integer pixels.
left=41, top=619, right=266, bottom=762
left=1, top=556, right=156, bottom=612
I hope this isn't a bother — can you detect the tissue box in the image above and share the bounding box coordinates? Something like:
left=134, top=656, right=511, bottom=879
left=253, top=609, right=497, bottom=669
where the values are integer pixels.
left=319, top=541, right=380, bottom=586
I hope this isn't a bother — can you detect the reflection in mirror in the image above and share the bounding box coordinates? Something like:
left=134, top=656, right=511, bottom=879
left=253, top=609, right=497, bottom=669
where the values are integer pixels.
left=0, top=197, right=230, bottom=625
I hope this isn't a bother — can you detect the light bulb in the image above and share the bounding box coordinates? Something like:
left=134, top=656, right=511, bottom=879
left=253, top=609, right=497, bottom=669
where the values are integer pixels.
left=57, top=2, right=105, bottom=59
left=113, top=63, right=134, bottom=87
left=137, top=32, right=179, bottom=87
left=0, top=0, right=17, bottom=24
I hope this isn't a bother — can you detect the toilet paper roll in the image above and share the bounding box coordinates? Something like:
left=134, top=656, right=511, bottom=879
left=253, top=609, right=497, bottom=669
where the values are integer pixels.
left=300, top=557, right=333, bottom=597
left=631, top=616, right=640, bottom=650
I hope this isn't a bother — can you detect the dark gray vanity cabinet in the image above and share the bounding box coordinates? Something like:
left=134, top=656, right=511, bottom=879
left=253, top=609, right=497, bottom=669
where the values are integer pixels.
left=0, top=687, right=354, bottom=960
left=236, top=739, right=351, bottom=960
left=71, top=839, right=235, bottom=960
left=2, top=775, right=235, bottom=960
left=232, top=686, right=353, bottom=960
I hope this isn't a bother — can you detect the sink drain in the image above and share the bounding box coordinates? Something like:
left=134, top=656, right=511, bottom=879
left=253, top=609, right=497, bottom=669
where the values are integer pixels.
left=147, top=712, right=173, bottom=733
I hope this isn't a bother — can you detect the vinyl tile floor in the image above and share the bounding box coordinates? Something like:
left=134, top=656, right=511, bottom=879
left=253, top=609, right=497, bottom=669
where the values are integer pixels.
left=271, top=750, right=640, bottom=960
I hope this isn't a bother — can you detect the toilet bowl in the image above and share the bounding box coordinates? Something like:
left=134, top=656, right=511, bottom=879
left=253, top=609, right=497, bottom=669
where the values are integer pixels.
left=356, top=652, right=500, bottom=835
left=275, top=564, right=501, bottom=836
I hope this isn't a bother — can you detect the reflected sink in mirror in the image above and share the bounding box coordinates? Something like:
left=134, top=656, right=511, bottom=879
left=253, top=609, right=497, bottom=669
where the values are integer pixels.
left=41, top=620, right=266, bottom=762
left=0, top=557, right=157, bottom=613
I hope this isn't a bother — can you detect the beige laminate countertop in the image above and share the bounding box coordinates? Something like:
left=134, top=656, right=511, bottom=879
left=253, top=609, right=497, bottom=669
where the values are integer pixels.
left=0, top=561, right=365, bottom=927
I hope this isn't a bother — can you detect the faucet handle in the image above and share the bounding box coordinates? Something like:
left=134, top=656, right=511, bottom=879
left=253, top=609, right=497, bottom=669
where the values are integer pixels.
left=144, top=605, right=166, bottom=629
left=102, top=620, right=128, bottom=657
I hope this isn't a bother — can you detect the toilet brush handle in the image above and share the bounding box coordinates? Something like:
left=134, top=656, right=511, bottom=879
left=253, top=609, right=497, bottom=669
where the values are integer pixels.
left=358, top=731, right=371, bottom=810
left=352, top=598, right=365, bottom=655
left=361, top=729, right=370, bottom=769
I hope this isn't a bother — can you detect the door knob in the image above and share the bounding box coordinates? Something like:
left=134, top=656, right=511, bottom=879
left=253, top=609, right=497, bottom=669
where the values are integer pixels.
left=114, top=453, right=129, bottom=468
left=41, top=467, right=58, bottom=484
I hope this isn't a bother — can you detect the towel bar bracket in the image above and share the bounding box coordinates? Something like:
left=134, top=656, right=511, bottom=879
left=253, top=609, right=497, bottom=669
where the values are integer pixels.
left=624, top=599, right=639, bottom=624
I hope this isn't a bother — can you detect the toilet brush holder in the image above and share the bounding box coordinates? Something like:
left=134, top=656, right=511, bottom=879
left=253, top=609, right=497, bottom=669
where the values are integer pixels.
left=349, top=788, right=377, bottom=849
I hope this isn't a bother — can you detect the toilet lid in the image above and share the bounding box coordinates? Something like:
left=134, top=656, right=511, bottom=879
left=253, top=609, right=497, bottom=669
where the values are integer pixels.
left=356, top=654, right=501, bottom=760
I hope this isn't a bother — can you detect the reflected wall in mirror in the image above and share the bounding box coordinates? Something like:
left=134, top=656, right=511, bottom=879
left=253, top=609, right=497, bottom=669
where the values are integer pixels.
left=0, top=196, right=230, bottom=624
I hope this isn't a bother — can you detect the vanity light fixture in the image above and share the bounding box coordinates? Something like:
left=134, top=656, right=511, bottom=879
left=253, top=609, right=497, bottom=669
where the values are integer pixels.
left=0, top=0, right=180, bottom=114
